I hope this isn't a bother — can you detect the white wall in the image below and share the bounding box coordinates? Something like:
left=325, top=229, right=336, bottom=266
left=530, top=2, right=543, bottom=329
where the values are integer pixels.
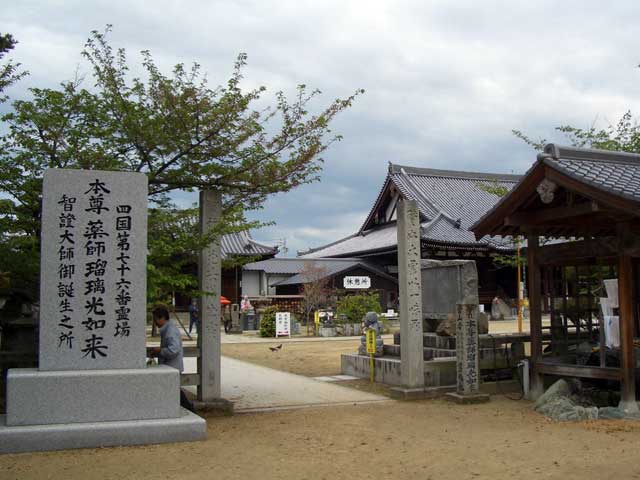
left=241, top=271, right=261, bottom=296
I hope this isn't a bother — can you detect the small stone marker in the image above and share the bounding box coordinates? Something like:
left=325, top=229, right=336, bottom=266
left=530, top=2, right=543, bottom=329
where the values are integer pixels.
left=446, top=299, right=490, bottom=404
left=39, top=169, right=147, bottom=371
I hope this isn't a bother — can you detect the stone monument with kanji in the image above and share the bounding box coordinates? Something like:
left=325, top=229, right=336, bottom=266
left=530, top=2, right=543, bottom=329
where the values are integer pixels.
left=0, top=169, right=205, bottom=453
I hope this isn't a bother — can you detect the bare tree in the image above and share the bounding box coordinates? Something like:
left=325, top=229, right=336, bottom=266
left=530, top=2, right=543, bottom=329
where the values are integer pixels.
left=299, top=263, right=332, bottom=335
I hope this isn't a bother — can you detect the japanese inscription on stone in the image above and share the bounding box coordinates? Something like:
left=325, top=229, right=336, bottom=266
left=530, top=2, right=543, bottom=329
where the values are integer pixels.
left=455, top=302, right=480, bottom=395
left=39, top=169, right=148, bottom=371
left=398, top=199, right=424, bottom=388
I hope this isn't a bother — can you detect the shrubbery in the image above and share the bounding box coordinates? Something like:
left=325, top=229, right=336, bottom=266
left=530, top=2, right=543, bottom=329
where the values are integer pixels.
left=336, top=292, right=381, bottom=324
left=259, top=306, right=277, bottom=337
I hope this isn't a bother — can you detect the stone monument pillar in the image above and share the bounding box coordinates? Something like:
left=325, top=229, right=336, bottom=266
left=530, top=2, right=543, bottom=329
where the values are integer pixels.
left=196, top=191, right=231, bottom=413
left=391, top=199, right=425, bottom=398
left=198, top=190, right=222, bottom=401
left=446, top=298, right=490, bottom=404
left=0, top=169, right=205, bottom=454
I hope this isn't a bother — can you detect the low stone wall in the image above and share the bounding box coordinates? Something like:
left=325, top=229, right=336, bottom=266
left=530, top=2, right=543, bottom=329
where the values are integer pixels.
left=382, top=344, right=523, bottom=368
left=341, top=354, right=456, bottom=388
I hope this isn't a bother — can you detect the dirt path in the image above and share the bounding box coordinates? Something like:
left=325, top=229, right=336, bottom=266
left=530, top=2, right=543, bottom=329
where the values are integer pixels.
left=221, top=339, right=362, bottom=377
left=182, top=356, right=388, bottom=411
left=3, top=397, right=640, bottom=480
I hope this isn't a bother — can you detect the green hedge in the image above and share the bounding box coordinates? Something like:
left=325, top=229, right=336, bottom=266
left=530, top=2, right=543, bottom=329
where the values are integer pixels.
left=336, top=292, right=381, bottom=324
left=259, top=306, right=277, bottom=337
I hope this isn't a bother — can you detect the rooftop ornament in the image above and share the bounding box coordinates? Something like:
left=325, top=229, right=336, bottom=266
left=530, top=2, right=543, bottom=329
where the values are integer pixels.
left=536, top=178, right=557, bottom=204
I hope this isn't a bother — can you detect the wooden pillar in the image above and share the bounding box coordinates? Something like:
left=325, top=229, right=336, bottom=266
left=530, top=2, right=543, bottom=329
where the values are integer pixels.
left=527, top=235, right=544, bottom=399
left=617, top=224, right=638, bottom=413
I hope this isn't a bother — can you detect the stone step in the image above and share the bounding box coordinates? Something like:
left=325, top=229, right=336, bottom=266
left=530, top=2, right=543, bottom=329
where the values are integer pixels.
left=0, top=409, right=206, bottom=454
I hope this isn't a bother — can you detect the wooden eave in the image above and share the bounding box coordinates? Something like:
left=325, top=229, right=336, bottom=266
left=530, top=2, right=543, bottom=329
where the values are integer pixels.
left=472, top=160, right=640, bottom=239
left=359, top=176, right=395, bottom=233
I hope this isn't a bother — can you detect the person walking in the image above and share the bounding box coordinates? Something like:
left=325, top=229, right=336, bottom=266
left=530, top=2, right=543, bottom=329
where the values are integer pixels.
left=223, top=305, right=232, bottom=334
left=149, top=305, right=195, bottom=412
left=188, top=298, right=199, bottom=334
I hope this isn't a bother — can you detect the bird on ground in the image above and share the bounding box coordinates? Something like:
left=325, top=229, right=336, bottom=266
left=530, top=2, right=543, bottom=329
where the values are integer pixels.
left=269, top=344, right=283, bottom=352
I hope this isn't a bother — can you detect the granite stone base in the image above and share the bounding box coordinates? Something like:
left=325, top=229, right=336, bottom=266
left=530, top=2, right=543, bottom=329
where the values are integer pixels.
left=7, top=366, right=180, bottom=426
left=445, top=392, right=491, bottom=404
left=193, top=398, right=234, bottom=416
left=0, top=408, right=206, bottom=454
left=389, top=385, right=455, bottom=400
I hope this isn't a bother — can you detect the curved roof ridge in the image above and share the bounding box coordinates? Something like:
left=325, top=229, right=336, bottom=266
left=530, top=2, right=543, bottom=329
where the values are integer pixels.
left=394, top=167, right=454, bottom=221
left=421, top=212, right=457, bottom=235
left=544, top=143, right=640, bottom=165
left=246, top=232, right=278, bottom=251
left=389, top=163, right=522, bottom=182
left=297, top=231, right=359, bottom=257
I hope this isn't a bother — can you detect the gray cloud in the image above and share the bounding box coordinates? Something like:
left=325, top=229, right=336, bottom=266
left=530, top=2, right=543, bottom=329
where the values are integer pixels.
left=5, top=0, right=640, bottom=253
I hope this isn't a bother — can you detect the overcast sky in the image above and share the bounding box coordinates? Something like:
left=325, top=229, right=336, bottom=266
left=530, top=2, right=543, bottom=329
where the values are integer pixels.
left=6, top=1, right=640, bottom=255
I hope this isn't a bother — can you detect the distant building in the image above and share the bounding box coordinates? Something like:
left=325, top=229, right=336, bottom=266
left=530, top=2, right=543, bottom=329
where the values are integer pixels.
left=220, top=231, right=279, bottom=304
left=242, top=257, right=398, bottom=310
left=298, top=163, right=522, bottom=307
left=175, top=230, right=278, bottom=308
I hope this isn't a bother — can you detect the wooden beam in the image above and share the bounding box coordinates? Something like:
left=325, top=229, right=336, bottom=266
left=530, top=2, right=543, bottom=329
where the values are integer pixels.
left=146, top=346, right=200, bottom=358
left=181, top=373, right=200, bottom=387
left=527, top=235, right=545, bottom=399
left=505, top=201, right=602, bottom=226
left=546, top=168, right=640, bottom=218
left=617, top=223, right=638, bottom=412
left=535, top=360, right=620, bottom=381
left=538, top=237, right=619, bottom=264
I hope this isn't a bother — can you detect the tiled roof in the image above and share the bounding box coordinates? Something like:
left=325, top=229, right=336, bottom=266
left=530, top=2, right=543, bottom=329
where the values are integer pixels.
left=542, top=145, right=640, bottom=202
left=471, top=144, right=640, bottom=238
left=221, top=231, right=278, bottom=260
left=243, top=258, right=321, bottom=274
left=301, top=164, right=520, bottom=258
left=300, top=223, right=399, bottom=259
left=242, top=257, right=397, bottom=285
left=274, top=260, right=395, bottom=286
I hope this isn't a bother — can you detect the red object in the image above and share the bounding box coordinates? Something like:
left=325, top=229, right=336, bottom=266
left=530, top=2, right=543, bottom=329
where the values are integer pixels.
left=220, top=296, right=231, bottom=305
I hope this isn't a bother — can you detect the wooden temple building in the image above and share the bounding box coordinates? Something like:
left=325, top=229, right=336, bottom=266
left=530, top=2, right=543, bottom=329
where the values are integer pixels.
left=300, top=163, right=522, bottom=308
left=473, top=144, right=640, bottom=411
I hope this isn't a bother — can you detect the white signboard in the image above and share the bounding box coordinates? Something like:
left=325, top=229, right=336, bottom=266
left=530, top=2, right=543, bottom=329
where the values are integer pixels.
left=343, top=276, right=371, bottom=289
left=275, top=312, right=291, bottom=338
